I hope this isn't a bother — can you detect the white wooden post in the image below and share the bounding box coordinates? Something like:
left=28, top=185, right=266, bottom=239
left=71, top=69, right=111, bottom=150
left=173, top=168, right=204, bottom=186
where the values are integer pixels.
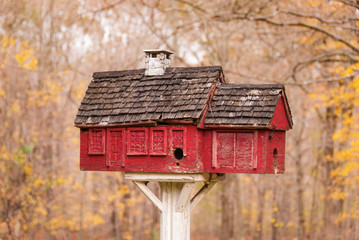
left=124, top=173, right=224, bottom=240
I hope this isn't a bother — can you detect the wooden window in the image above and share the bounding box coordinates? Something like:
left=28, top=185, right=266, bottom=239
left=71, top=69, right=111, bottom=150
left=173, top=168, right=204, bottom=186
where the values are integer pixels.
left=150, top=128, right=167, bottom=156
left=170, top=127, right=186, bottom=156
left=107, top=129, right=124, bottom=167
left=212, top=131, right=255, bottom=169
left=127, top=128, right=148, bottom=155
left=88, top=129, right=105, bottom=155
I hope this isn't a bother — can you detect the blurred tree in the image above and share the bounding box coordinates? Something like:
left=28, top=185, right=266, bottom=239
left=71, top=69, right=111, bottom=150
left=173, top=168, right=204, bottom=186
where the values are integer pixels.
left=1, top=0, right=358, bottom=239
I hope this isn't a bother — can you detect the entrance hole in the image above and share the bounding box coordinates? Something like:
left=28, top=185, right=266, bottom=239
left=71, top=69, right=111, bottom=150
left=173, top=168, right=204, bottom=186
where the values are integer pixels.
left=174, top=148, right=184, bottom=160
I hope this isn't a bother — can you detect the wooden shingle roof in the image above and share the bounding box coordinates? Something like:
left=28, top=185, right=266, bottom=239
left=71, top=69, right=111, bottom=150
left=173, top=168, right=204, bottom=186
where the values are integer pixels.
left=75, top=66, right=224, bottom=126
left=205, top=84, right=292, bottom=127
left=75, top=66, right=292, bottom=129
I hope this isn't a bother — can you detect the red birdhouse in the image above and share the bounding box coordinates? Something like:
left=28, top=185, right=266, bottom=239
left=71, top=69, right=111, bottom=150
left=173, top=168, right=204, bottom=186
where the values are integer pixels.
left=75, top=50, right=292, bottom=174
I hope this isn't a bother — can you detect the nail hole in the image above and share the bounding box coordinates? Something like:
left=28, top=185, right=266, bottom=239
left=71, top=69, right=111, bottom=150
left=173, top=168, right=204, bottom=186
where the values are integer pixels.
left=273, top=148, right=278, bottom=158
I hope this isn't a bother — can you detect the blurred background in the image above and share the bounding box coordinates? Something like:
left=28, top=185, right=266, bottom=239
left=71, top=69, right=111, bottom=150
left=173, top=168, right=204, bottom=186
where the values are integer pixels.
left=0, top=0, right=358, bottom=239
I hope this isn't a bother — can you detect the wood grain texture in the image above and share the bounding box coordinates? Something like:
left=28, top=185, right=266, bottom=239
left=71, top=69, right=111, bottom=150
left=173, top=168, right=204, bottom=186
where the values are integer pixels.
left=125, top=173, right=222, bottom=240
left=270, top=96, right=291, bottom=130
left=80, top=125, right=287, bottom=174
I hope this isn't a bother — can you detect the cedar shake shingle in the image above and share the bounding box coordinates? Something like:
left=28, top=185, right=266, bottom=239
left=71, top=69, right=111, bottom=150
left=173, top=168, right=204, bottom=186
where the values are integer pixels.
left=75, top=66, right=223, bottom=125
left=75, top=67, right=292, bottom=128
left=204, top=84, right=287, bottom=127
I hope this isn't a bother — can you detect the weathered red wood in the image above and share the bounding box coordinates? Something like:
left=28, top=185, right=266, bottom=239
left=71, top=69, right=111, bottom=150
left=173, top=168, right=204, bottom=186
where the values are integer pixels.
left=80, top=125, right=287, bottom=174
left=88, top=129, right=106, bottom=155
left=149, top=127, right=167, bottom=156
left=211, top=131, right=218, bottom=168
left=207, top=130, right=267, bottom=173
left=79, top=93, right=289, bottom=174
left=107, top=129, right=124, bottom=167
left=215, top=132, right=236, bottom=168
left=127, top=128, right=148, bottom=156
left=270, top=96, right=291, bottom=130
left=204, top=124, right=269, bottom=129
left=170, top=127, right=187, bottom=156
left=265, top=131, right=286, bottom=174
left=253, top=131, right=258, bottom=169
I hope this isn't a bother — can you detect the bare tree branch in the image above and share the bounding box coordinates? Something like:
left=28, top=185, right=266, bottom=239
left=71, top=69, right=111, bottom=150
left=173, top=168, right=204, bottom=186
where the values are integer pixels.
left=279, top=10, right=353, bottom=25
left=174, top=0, right=208, bottom=14
left=286, top=51, right=358, bottom=82
left=335, top=0, right=359, bottom=9
left=244, top=13, right=359, bottom=53
left=90, top=0, right=125, bottom=14
left=288, top=73, right=357, bottom=86
left=175, top=1, right=359, bottom=53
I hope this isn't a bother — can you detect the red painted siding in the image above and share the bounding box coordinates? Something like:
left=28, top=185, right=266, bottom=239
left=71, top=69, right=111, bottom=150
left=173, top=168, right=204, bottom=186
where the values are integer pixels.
left=80, top=125, right=202, bottom=173
left=88, top=129, right=106, bottom=155
left=80, top=126, right=287, bottom=174
left=206, top=130, right=268, bottom=174
left=107, top=129, right=124, bottom=167
left=271, top=96, right=290, bottom=130
left=149, top=128, right=167, bottom=156
left=127, top=128, right=148, bottom=155
left=265, top=131, right=286, bottom=174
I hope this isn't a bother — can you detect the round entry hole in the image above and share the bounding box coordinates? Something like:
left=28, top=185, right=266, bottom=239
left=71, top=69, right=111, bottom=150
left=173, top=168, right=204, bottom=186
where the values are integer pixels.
left=174, top=148, right=184, bottom=160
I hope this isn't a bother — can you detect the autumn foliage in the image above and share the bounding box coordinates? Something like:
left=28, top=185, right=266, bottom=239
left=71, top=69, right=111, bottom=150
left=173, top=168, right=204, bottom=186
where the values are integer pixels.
left=0, top=0, right=358, bottom=239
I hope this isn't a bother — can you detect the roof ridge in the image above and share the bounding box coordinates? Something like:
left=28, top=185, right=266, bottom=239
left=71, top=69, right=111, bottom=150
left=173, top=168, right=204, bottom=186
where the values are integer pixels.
left=166, top=65, right=222, bottom=72
left=93, top=69, right=145, bottom=79
left=93, top=66, right=223, bottom=79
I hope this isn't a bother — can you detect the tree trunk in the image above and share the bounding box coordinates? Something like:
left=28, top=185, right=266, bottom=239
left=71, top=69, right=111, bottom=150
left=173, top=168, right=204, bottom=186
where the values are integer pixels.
left=111, top=201, right=122, bottom=240
left=233, top=177, right=242, bottom=238
left=254, top=186, right=265, bottom=240
left=120, top=192, right=130, bottom=240
left=322, top=105, right=338, bottom=240
left=220, top=174, right=235, bottom=240
left=295, top=122, right=305, bottom=240
left=271, top=182, right=278, bottom=240
left=79, top=172, right=87, bottom=240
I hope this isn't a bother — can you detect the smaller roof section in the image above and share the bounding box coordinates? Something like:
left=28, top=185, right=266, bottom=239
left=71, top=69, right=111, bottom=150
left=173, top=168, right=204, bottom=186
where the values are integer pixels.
left=204, top=84, right=292, bottom=130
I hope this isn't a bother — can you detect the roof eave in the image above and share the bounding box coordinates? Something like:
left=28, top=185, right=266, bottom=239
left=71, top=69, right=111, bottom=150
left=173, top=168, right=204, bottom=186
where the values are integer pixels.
left=203, top=124, right=271, bottom=130
left=280, top=89, right=294, bottom=129
left=74, top=120, right=157, bottom=129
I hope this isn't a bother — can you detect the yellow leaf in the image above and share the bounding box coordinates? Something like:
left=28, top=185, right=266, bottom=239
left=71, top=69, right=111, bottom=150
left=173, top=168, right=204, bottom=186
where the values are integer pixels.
left=34, top=178, right=43, bottom=188
left=24, top=164, right=32, bottom=176
left=1, top=34, right=16, bottom=50
left=10, top=103, right=21, bottom=115
left=90, top=214, right=105, bottom=225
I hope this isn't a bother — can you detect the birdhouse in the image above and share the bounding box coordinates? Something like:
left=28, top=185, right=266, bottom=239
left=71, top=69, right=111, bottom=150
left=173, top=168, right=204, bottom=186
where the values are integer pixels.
left=75, top=50, right=292, bottom=174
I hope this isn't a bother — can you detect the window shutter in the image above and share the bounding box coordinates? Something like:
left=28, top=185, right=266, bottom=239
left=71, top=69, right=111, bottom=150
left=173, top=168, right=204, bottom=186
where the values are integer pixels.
left=88, top=129, right=105, bottom=155
left=149, top=128, right=167, bottom=156
left=107, top=129, right=124, bottom=167
left=127, top=128, right=148, bottom=155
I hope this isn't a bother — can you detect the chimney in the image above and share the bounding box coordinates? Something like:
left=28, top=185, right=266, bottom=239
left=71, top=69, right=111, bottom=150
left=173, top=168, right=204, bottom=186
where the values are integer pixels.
left=144, top=49, right=174, bottom=76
